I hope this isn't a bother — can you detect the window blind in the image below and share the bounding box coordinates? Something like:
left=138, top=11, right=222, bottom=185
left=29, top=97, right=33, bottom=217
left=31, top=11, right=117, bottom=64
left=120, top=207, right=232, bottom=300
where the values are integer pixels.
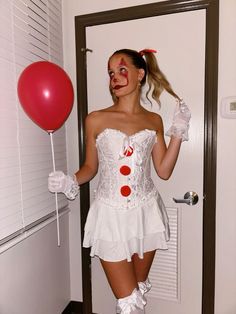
left=0, top=0, right=68, bottom=248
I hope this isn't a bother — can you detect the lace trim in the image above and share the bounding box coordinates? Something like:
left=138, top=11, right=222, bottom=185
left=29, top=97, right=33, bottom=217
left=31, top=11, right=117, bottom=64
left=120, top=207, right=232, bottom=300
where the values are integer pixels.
left=64, top=176, right=80, bottom=200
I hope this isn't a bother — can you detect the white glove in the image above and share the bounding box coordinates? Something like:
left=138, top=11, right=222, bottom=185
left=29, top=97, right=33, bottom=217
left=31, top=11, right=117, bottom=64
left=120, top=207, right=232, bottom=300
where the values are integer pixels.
left=48, top=171, right=79, bottom=200
left=166, top=99, right=191, bottom=141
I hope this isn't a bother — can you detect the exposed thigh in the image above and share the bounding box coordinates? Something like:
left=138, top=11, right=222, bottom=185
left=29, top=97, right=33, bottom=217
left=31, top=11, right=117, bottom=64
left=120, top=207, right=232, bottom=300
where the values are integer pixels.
left=100, top=258, right=138, bottom=299
left=132, top=250, right=156, bottom=282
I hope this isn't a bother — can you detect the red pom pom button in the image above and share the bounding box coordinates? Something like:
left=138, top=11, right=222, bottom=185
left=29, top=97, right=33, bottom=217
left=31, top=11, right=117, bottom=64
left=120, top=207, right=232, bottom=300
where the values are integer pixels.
left=120, top=185, right=131, bottom=197
left=120, top=165, right=131, bottom=176
left=123, top=146, right=133, bottom=157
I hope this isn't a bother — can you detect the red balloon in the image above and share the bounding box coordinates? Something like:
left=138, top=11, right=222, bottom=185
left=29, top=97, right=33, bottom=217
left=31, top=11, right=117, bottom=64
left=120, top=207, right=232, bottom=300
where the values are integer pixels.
left=17, top=61, right=74, bottom=133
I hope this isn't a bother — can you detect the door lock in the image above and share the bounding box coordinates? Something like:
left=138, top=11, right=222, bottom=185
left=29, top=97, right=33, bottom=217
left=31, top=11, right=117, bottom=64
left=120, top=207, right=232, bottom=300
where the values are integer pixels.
left=173, top=191, right=199, bottom=206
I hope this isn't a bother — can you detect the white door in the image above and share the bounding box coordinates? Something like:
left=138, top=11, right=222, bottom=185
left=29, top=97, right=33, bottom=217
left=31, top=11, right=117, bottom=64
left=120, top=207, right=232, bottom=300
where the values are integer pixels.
left=86, top=9, right=205, bottom=314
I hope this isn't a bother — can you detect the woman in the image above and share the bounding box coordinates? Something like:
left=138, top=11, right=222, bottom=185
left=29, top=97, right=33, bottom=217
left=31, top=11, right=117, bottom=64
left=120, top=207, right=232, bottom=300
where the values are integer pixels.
left=48, top=48, right=191, bottom=313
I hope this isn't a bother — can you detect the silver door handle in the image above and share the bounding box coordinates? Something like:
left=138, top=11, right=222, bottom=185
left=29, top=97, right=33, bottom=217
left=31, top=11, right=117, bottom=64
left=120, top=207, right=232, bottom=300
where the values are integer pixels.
left=173, top=191, right=199, bottom=206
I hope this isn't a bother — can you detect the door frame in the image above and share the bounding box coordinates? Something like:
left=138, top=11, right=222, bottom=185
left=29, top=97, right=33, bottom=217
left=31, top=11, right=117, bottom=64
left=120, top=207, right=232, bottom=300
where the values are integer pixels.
left=74, top=1, right=219, bottom=313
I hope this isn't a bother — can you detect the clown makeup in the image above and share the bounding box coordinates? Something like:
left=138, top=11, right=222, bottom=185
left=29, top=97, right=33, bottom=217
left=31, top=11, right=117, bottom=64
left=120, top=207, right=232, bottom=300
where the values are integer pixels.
left=108, top=57, right=129, bottom=90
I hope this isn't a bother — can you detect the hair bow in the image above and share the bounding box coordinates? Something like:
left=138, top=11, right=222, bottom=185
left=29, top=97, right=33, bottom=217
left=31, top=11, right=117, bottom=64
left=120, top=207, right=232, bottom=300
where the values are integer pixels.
left=139, top=49, right=157, bottom=56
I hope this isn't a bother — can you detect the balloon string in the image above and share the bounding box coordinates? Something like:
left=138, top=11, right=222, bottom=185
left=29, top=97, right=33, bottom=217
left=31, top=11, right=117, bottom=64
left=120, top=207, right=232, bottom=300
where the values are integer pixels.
left=50, top=132, right=60, bottom=246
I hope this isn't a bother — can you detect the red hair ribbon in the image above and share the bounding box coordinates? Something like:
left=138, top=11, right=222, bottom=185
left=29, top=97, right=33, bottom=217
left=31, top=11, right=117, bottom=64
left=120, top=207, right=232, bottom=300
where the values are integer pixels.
left=139, top=49, right=157, bottom=56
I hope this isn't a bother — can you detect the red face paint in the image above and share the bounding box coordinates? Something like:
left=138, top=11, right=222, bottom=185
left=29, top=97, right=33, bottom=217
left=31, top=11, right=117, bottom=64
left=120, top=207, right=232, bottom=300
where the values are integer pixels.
left=108, top=56, right=130, bottom=91
left=119, top=58, right=127, bottom=65
left=114, top=57, right=129, bottom=88
left=119, top=58, right=128, bottom=79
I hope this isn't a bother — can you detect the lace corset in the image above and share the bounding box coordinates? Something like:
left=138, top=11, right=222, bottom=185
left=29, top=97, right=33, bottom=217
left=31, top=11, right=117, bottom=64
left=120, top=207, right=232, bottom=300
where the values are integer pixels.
left=95, top=128, right=157, bottom=209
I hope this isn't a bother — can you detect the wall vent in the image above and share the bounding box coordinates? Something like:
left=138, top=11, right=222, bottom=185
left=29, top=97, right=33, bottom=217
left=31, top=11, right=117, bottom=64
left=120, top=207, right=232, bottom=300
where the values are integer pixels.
left=148, top=207, right=180, bottom=301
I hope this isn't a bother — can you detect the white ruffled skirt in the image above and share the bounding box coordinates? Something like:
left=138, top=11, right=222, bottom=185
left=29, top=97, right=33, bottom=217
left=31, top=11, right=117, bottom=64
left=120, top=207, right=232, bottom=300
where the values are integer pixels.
left=83, top=192, right=169, bottom=262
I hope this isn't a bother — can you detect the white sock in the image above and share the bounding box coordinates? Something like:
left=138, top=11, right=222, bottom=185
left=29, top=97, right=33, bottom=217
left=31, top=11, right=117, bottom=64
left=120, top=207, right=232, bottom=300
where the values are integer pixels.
left=138, top=278, right=152, bottom=295
left=116, top=288, right=146, bottom=314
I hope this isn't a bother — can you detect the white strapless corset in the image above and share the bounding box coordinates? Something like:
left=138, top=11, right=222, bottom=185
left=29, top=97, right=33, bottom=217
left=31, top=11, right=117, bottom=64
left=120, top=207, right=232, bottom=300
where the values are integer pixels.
left=95, top=128, right=157, bottom=209
left=83, top=128, right=170, bottom=262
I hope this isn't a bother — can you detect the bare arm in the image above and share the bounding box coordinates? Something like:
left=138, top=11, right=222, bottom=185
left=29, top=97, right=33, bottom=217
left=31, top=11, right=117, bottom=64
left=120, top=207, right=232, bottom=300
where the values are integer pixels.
left=48, top=112, right=99, bottom=199
left=152, top=116, right=182, bottom=180
left=74, top=112, right=99, bottom=185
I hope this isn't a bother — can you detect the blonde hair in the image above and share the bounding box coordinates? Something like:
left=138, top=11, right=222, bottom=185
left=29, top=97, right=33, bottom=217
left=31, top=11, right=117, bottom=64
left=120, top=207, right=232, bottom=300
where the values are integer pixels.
left=143, top=51, right=180, bottom=105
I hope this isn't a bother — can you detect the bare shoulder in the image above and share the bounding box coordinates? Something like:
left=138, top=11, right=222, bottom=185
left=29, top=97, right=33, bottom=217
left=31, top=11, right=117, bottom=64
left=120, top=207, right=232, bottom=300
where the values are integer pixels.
left=146, top=111, right=163, bottom=122
left=86, top=110, right=102, bottom=123
left=86, top=108, right=113, bottom=123
left=85, top=108, right=113, bottom=136
left=85, top=110, right=101, bottom=130
left=144, top=111, right=164, bottom=133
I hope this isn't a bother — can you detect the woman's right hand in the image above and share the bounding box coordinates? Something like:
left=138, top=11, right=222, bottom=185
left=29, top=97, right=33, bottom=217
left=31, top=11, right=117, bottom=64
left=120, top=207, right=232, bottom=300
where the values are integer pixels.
left=48, top=171, right=79, bottom=200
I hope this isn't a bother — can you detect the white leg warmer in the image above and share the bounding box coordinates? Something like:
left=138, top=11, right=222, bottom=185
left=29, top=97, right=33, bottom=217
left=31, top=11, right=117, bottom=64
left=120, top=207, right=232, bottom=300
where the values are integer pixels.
left=116, top=288, right=146, bottom=314
left=138, top=278, right=152, bottom=296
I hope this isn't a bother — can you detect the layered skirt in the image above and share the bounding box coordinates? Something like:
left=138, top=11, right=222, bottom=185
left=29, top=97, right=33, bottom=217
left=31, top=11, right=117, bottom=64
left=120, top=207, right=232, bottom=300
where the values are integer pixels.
left=83, top=189, right=169, bottom=262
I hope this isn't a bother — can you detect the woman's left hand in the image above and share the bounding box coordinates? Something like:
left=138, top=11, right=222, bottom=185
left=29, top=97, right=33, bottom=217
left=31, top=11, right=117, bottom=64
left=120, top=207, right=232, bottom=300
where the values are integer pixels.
left=166, top=99, right=191, bottom=141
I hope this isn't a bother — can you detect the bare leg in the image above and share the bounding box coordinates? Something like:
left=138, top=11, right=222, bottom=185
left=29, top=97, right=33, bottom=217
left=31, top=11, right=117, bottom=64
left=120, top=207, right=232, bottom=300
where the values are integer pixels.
left=132, top=250, right=156, bottom=296
left=100, top=251, right=156, bottom=297
left=132, top=250, right=156, bottom=282
left=100, top=258, right=146, bottom=313
left=100, top=258, right=138, bottom=298
left=100, top=252, right=156, bottom=313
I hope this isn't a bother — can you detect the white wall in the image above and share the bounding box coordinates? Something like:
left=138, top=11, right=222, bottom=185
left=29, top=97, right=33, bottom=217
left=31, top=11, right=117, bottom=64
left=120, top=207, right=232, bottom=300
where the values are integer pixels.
left=0, top=214, right=70, bottom=314
left=215, top=1, right=236, bottom=314
left=62, top=0, right=236, bottom=312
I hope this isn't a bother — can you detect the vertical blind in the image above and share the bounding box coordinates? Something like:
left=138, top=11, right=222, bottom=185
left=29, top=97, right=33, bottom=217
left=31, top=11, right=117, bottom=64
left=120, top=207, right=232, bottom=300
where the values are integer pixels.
left=0, top=0, right=68, bottom=247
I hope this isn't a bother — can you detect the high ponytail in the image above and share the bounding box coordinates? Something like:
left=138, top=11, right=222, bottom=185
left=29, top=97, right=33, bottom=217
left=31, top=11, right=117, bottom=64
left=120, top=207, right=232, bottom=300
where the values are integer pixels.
left=142, top=51, right=180, bottom=105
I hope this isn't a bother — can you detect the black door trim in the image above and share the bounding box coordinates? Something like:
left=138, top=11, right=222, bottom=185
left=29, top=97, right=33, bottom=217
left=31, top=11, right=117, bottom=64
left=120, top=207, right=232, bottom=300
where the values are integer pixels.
left=74, top=1, right=219, bottom=313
